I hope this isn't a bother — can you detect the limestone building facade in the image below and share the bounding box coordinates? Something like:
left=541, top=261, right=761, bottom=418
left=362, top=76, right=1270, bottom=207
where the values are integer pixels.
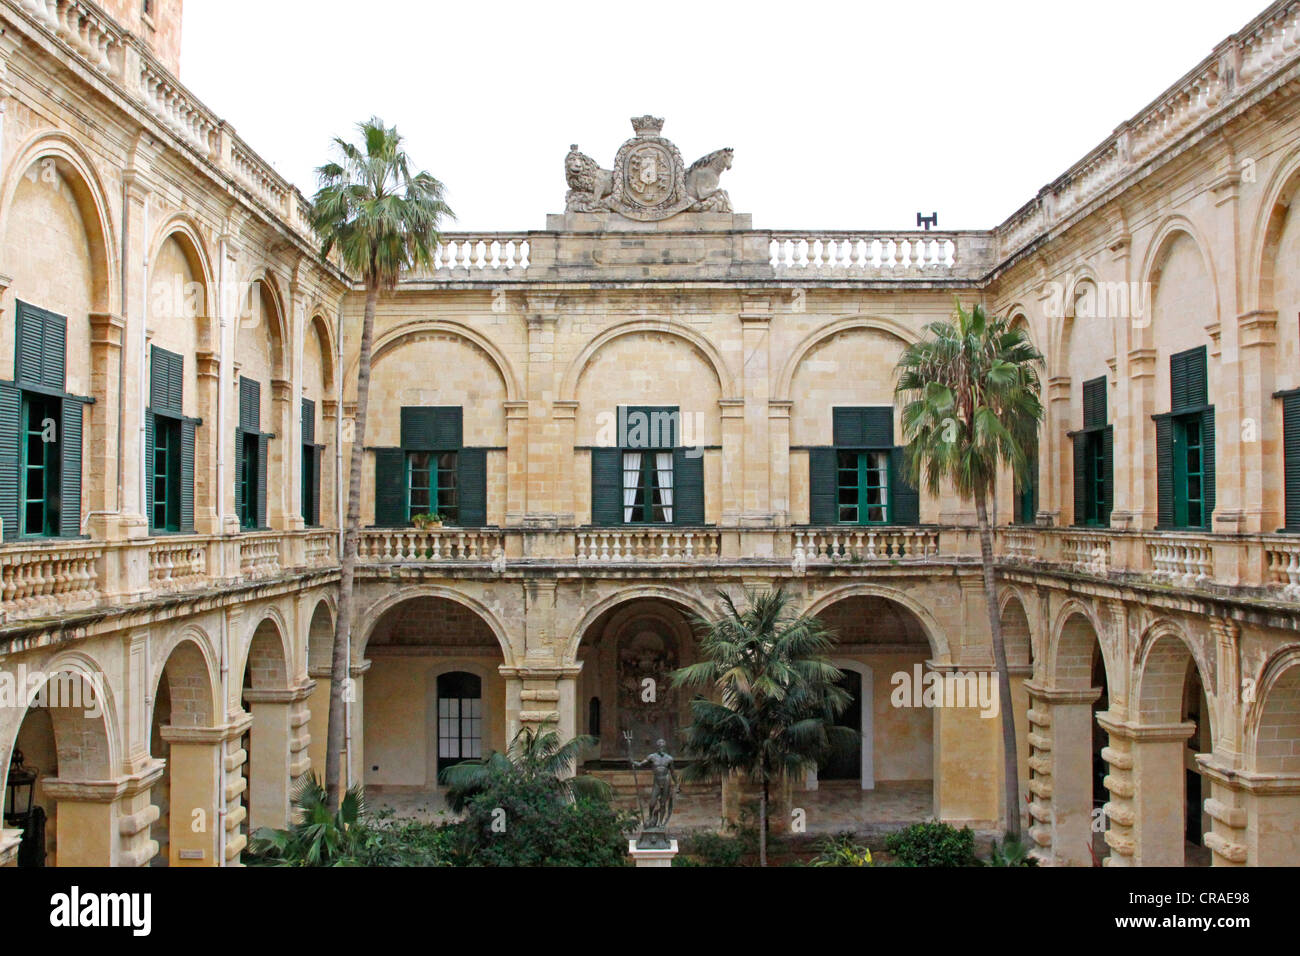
left=1, top=0, right=1300, bottom=867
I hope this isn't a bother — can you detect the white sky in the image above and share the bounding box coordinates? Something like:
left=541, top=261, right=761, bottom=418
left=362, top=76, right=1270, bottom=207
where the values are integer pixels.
left=181, top=0, right=1268, bottom=233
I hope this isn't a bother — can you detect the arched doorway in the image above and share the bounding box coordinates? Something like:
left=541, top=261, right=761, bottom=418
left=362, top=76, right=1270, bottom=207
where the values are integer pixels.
left=812, top=595, right=935, bottom=815
left=1248, top=651, right=1300, bottom=864
left=239, top=617, right=291, bottom=839
left=149, top=637, right=218, bottom=867
left=1000, top=593, right=1035, bottom=813
left=1135, top=628, right=1213, bottom=867
left=361, top=596, right=507, bottom=797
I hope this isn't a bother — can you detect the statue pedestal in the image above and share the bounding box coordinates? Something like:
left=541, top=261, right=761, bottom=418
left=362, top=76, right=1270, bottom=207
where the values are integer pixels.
left=628, top=839, right=678, bottom=868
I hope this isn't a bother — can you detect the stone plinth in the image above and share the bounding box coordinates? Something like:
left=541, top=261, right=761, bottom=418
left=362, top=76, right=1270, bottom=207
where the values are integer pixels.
left=628, top=839, right=678, bottom=867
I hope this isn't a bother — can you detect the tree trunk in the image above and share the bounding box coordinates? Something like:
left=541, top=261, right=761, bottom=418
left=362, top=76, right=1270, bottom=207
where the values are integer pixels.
left=324, top=281, right=379, bottom=812
left=759, top=777, right=769, bottom=867
left=974, top=484, right=1022, bottom=842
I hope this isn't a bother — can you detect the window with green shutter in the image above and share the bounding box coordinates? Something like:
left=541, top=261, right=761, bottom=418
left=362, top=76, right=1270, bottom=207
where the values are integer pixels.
left=301, top=398, right=323, bottom=527
left=375, top=407, right=488, bottom=527
left=1279, top=389, right=1300, bottom=532
left=1072, top=377, right=1113, bottom=528
left=589, top=406, right=705, bottom=526
left=235, top=376, right=270, bottom=531
left=1155, top=348, right=1214, bottom=531
left=1, top=303, right=89, bottom=540
left=148, top=347, right=192, bottom=534
left=1015, top=435, right=1039, bottom=525
left=809, top=406, right=918, bottom=526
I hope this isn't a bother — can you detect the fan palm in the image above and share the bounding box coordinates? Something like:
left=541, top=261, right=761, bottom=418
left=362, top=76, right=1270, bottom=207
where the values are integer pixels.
left=894, top=299, right=1043, bottom=840
left=438, top=727, right=611, bottom=814
left=249, top=775, right=367, bottom=866
left=309, top=118, right=454, bottom=811
left=673, top=587, right=855, bottom=866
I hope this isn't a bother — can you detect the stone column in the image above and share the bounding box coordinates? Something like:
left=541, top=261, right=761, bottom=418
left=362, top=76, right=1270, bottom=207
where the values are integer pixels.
left=320, top=398, right=339, bottom=530
left=719, top=399, right=745, bottom=524
left=346, top=660, right=370, bottom=791
left=769, top=400, right=793, bottom=527
left=1045, top=376, right=1072, bottom=525
left=1126, top=348, right=1158, bottom=528
left=42, top=763, right=163, bottom=867
left=119, top=169, right=153, bottom=540
left=86, top=312, right=125, bottom=538
left=507, top=400, right=533, bottom=526
left=159, top=721, right=246, bottom=867
left=270, top=377, right=295, bottom=531
left=194, top=351, right=222, bottom=533
left=524, top=307, right=558, bottom=526
left=241, top=682, right=313, bottom=831
left=1025, top=683, right=1101, bottom=866
left=1196, top=758, right=1251, bottom=866
left=1109, top=718, right=1196, bottom=867
left=1235, top=310, right=1279, bottom=532
left=222, top=711, right=254, bottom=865
left=739, top=306, right=771, bottom=524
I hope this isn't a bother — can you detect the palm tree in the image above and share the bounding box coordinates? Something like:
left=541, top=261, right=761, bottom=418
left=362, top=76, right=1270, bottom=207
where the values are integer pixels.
left=310, top=118, right=454, bottom=811
left=894, top=299, right=1043, bottom=841
left=438, top=727, right=611, bottom=813
left=248, top=775, right=367, bottom=866
left=673, top=588, right=854, bottom=866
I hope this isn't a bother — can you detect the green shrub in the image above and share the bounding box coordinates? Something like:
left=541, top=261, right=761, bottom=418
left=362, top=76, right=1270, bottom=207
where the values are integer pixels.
left=809, top=831, right=872, bottom=867
left=983, top=835, right=1039, bottom=867
left=680, top=829, right=755, bottom=867
left=884, top=821, right=977, bottom=867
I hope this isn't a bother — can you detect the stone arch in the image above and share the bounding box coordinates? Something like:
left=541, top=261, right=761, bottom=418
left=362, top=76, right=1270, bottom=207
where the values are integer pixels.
left=775, top=315, right=918, bottom=402
left=361, top=319, right=520, bottom=402
left=305, top=310, right=338, bottom=395
left=998, top=588, right=1034, bottom=672
left=562, top=584, right=717, bottom=666
left=801, top=582, right=950, bottom=665
left=1247, top=644, right=1300, bottom=773
left=150, top=628, right=219, bottom=729
left=562, top=319, right=736, bottom=401
left=1048, top=602, right=1112, bottom=691
left=2, top=651, right=121, bottom=781
left=148, top=215, right=217, bottom=352
left=239, top=609, right=291, bottom=691
left=1133, top=619, right=1216, bottom=736
left=0, top=130, right=118, bottom=314
left=1248, top=143, right=1300, bottom=317
left=306, top=596, right=336, bottom=674
left=357, top=585, right=516, bottom=666
left=235, top=268, right=290, bottom=381
left=1137, top=216, right=1221, bottom=351
left=1054, top=266, right=1118, bottom=380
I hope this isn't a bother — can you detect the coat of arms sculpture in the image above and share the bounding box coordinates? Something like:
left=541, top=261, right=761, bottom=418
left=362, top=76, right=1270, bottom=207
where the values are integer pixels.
left=565, top=116, right=733, bottom=221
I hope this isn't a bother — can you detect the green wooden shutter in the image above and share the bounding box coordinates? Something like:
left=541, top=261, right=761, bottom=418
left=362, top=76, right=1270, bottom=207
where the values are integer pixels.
left=672, top=448, right=705, bottom=525
left=311, top=445, right=323, bottom=528
left=1171, top=347, right=1207, bottom=412
left=15, top=302, right=44, bottom=386
left=373, top=448, right=406, bottom=526
left=145, top=412, right=156, bottom=529
left=1101, top=426, right=1114, bottom=526
left=1072, top=431, right=1088, bottom=528
left=890, top=447, right=920, bottom=526
left=149, top=347, right=183, bottom=415
left=620, top=406, right=678, bottom=449
left=809, top=447, right=837, bottom=525
left=1083, top=377, right=1107, bottom=429
left=401, top=407, right=462, bottom=450
left=239, top=377, right=260, bottom=431
left=862, top=408, right=893, bottom=447
left=1285, top=392, right=1300, bottom=531
left=42, top=309, right=67, bottom=392
left=591, top=448, right=623, bottom=526
left=1156, top=416, right=1174, bottom=528
left=234, top=427, right=245, bottom=524
left=1201, top=407, right=1215, bottom=530
left=302, top=398, right=315, bottom=445
left=59, top=398, right=83, bottom=538
left=255, top=433, right=269, bottom=528
left=180, top=419, right=196, bottom=533
left=0, top=381, right=20, bottom=541
left=458, top=448, right=487, bottom=526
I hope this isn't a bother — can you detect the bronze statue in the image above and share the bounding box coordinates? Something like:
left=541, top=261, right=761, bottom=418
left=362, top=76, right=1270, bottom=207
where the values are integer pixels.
left=625, top=732, right=680, bottom=849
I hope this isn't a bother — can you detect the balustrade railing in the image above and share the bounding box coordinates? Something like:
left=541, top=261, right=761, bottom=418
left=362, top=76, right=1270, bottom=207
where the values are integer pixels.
left=1146, top=534, right=1215, bottom=586
left=147, top=536, right=209, bottom=591
left=575, top=528, right=721, bottom=562
left=793, top=528, right=941, bottom=562
left=358, top=528, right=505, bottom=562
left=239, top=533, right=281, bottom=579
left=0, top=541, right=102, bottom=621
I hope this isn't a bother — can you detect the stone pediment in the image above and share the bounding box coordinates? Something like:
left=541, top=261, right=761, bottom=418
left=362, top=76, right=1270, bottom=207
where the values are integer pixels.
left=558, top=116, right=746, bottom=232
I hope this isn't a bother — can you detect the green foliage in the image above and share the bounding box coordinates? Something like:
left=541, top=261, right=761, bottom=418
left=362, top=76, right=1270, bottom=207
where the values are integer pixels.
left=247, top=775, right=369, bottom=867
left=438, top=726, right=610, bottom=813
left=310, top=117, right=454, bottom=289
left=884, top=821, right=978, bottom=867
left=677, top=828, right=757, bottom=867
left=454, top=775, right=633, bottom=867
left=894, top=299, right=1044, bottom=502
left=674, top=588, right=856, bottom=866
left=984, top=835, right=1039, bottom=867
left=809, top=831, right=873, bottom=867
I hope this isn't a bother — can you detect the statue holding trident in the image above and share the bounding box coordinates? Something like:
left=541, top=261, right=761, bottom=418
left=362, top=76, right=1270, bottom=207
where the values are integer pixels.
left=625, top=734, right=681, bottom=849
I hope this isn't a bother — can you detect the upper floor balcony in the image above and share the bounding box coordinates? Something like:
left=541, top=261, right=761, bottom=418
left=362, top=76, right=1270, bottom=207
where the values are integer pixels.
left=2, top=521, right=1298, bottom=634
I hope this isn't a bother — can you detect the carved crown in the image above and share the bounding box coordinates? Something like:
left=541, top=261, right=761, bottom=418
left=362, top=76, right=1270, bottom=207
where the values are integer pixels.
left=630, top=114, right=665, bottom=137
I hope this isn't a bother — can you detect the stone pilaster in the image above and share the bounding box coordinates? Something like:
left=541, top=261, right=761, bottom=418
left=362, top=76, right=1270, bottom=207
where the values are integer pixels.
left=42, top=762, right=163, bottom=866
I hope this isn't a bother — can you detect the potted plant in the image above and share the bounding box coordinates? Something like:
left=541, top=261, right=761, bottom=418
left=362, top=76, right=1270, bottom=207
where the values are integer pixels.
left=412, top=512, right=444, bottom=530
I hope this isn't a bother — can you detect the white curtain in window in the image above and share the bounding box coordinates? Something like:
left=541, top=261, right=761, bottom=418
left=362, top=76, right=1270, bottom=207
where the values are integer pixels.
left=656, top=452, right=674, bottom=523
left=623, top=452, right=642, bottom=523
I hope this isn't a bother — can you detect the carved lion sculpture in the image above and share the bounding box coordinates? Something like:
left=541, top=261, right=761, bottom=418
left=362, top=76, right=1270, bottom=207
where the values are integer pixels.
left=564, top=144, right=614, bottom=212
left=685, top=147, right=734, bottom=212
